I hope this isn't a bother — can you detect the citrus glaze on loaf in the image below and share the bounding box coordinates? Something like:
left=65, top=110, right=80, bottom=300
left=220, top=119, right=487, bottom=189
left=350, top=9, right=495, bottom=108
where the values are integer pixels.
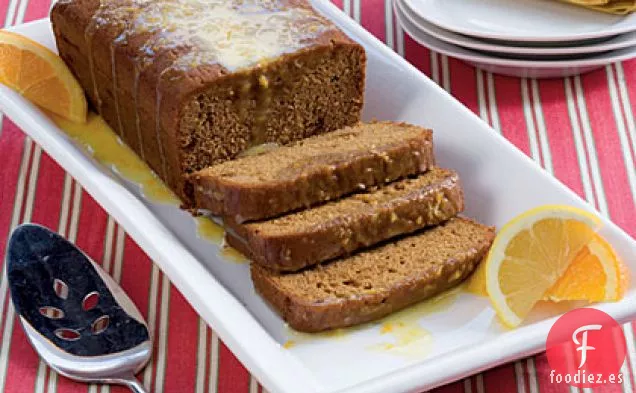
left=225, top=168, right=464, bottom=271
left=51, top=0, right=366, bottom=202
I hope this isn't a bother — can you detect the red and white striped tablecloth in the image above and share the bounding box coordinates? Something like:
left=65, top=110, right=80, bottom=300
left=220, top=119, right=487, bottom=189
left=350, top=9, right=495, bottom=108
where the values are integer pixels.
left=1, top=0, right=635, bottom=392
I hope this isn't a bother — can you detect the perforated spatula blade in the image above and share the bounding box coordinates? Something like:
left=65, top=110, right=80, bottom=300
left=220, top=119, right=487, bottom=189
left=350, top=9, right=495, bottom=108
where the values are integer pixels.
left=7, top=223, right=151, bottom=393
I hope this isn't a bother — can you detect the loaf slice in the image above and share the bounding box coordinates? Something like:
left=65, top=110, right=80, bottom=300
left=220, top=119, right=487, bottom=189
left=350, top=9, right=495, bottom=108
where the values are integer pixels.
left=191, top=122, right=435, bottom=222
left=250, top=217, right=495, bottom=332
left=226, top=168, right=463, bottom=272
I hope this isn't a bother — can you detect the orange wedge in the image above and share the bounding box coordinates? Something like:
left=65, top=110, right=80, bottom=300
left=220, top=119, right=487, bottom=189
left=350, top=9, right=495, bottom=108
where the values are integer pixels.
left=485, top=205, right=602, bottom=328
left=546, top=233, right=628, bottom=302
left=0, top=30, right=86, bottom=122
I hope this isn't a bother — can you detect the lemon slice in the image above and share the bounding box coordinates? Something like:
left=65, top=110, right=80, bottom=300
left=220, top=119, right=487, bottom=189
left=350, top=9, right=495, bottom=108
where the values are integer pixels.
left=485, top=205, right=601, bottom=328
left=468, top=232, right=628, bottom=304
left=0, top=30, right=87, bottom=122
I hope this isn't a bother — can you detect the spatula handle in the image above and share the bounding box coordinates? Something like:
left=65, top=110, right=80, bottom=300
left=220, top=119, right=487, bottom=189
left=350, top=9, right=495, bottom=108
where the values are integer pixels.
left=122, top=377, right=147, bottom=393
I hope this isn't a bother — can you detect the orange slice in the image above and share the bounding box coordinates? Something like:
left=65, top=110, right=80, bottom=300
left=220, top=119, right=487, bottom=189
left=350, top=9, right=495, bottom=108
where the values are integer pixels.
left=546, top=233, right=628, bottom=302
left=0, top=30, right=86, bottom=122
left=485, top=205, right=602, bottom=328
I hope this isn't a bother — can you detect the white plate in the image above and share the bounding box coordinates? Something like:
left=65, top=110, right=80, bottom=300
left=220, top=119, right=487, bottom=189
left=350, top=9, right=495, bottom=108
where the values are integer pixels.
left=399, top=0, right=636, bottom=56
left=404, top=0, right=636, bottom=43
left=2, top=7, right=636, bottom=393
left=395, top=1, right=636, bottom=78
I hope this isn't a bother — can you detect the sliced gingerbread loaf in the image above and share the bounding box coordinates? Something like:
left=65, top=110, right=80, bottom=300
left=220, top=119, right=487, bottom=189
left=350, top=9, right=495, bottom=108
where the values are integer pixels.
left=250, top=217, right=495, bottom=332
left=190, top=122, right=435, bottom=222
left=51, top=0, right=366, bottom=203
left=226, top=167, right=463, bottom=271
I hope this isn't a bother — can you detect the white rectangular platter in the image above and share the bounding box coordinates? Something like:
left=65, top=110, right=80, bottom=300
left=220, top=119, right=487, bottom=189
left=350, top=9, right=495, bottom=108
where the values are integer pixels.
left=2, top=3, right=636, bottom=392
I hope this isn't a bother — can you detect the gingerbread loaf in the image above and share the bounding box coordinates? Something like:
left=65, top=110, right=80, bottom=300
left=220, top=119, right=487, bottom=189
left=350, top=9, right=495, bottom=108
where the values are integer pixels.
left=51, top=0, right=366, bottom=202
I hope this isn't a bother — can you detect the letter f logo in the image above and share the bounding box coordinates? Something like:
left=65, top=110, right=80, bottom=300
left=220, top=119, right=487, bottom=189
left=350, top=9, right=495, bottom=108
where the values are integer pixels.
left=572, top=324, right=603, bottom=369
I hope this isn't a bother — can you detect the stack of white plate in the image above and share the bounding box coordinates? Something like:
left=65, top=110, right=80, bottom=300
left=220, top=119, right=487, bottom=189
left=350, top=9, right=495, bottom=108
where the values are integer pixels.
left=395, top=0, right=636, bottom=78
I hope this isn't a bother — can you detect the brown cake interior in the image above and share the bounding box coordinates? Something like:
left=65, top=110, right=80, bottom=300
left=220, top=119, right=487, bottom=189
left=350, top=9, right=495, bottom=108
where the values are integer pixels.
left=178, top=44, right=366, bottom=192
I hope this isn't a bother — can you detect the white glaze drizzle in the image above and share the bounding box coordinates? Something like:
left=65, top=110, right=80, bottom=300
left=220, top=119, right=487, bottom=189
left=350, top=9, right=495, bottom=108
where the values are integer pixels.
left=83, top=23, right=102, bottom=113
left=109, top=44, right=124, bottom=137
left=154, top=85, right=168, bottom=180
left=131, top=66, right=146, bottom=160
left=123, top=0, right=332, bottom=71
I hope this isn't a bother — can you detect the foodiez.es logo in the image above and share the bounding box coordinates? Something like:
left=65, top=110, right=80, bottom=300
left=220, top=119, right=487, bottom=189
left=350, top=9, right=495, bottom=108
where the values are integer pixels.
left=546, top=308, right=626, bottom=387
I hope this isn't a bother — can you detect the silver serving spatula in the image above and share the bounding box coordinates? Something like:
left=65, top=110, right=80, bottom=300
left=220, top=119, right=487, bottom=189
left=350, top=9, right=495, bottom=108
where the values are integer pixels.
left=7, top=224, right=151, bottom=393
